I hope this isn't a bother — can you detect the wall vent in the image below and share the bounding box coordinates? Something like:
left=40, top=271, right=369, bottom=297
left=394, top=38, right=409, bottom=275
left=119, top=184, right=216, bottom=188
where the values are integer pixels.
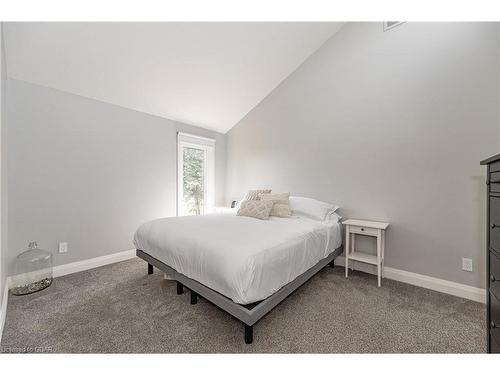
left=383, top=22, right=405, bottom=32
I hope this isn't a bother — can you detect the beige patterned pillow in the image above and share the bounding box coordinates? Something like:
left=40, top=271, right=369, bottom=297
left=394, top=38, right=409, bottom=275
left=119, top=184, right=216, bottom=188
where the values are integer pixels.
left=260, top=192, right=291, bottom=218
left=237, top=200, right=274, bottom=220
left=245, top=189, right=271, bottom=201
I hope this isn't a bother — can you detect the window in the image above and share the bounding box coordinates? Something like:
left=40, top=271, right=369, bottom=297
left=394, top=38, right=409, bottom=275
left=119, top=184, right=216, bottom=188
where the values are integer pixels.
left=177, top=132, right=215, bottom=216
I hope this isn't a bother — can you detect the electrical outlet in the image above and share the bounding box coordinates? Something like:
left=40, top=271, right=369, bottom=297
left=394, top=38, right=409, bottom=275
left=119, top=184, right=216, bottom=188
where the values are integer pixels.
left=58, top=242, right=68, bottom=254
left=462, top=257, right=473, bottom=272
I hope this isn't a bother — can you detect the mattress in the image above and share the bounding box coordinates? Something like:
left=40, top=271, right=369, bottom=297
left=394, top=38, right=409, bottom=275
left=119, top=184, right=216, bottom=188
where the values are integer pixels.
left=133, top=213, right=342, bottom=304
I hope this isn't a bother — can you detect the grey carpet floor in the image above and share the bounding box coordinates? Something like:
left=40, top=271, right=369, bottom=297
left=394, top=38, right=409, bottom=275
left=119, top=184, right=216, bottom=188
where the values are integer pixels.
left=1, top=258, right=486, bottom=353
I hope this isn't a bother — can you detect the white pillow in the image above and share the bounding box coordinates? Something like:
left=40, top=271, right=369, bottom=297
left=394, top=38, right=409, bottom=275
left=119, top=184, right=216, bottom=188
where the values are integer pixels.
left=289, top=196, right=339, bottom=221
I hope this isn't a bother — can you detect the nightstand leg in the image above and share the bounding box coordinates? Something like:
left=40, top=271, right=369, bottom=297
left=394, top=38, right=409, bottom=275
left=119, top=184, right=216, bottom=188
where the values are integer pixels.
left=351, top=233, right=355, bottom=271
left=345, top=225, right=350, bottom=278
left=381, top=231, right=385, bottom=279
left=377, top=230, right=382, bottom=287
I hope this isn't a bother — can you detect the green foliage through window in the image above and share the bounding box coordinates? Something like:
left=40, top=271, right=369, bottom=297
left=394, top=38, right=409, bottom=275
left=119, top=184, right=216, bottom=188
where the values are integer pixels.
left=183, top=147, right=205, bottom=215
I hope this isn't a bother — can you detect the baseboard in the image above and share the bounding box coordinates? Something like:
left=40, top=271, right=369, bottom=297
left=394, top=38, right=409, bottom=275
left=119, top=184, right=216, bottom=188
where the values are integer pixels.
left=0, top=277, right=10, bottom=344
left=52, top=249, right=136, bottom=278
left=334, top=256, right=486, bottom=304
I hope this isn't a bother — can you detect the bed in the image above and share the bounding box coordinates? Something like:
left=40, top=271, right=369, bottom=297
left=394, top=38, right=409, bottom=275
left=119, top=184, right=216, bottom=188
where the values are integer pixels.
left=134, top=211, right=342, bottom=344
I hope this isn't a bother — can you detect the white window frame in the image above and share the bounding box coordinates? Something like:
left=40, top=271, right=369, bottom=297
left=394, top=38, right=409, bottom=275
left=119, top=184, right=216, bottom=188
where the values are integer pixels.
left=177, top=132, right=215, bottom=216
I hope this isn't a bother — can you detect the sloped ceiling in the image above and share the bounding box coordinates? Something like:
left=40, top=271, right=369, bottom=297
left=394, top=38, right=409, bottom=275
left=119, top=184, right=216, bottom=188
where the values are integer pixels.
left=3, top=22, right=343, bottom=133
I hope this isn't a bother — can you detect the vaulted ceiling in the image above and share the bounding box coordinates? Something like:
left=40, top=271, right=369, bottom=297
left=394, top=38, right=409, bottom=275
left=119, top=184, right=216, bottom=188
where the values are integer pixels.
left=3, top=22, right=343, bottom=133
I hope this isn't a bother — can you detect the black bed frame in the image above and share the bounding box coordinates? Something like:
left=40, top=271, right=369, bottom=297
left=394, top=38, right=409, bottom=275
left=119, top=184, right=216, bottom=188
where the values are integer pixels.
left=137, top=245, right=343, bottom=344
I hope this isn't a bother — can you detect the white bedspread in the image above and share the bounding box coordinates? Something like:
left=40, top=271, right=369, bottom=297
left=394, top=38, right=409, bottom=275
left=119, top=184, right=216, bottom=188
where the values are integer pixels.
left=133, top=213, right=342, bottom=304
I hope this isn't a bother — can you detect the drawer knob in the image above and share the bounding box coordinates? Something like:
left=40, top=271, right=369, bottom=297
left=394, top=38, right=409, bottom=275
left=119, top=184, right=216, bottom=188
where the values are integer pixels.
left=361, top=228, right=364, bottom=231
left=491, top=321, right=499, bottom=329
left=492, top=223, right=499, bottom=229
left=492, top=275, right=497, bottom=282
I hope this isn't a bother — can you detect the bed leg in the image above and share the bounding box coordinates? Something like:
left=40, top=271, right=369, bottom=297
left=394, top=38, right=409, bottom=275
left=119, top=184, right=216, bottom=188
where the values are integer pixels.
left=176, top=281, right=184, bottom=295
left=148, top=264, right=153, bottom=275
left=329, top=260, right=335, bottom=268
left=190, top=290, right=198, bottom=304
left=244, top=324, right=253, bottom=344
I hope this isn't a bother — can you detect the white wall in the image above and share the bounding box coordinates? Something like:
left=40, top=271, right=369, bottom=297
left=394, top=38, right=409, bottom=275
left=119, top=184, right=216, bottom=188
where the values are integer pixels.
left=0, top=25, right=3, bottom=299
left=6, top=79, right=226, bottom=269
left=0, top=23, right=7, bottom=319
left=225, top=22, right=499, bottom=288
left=0, top=23, right=7, bottom=308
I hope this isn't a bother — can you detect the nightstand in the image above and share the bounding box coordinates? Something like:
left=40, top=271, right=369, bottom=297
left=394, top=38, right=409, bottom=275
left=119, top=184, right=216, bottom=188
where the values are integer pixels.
left=342, top=219, right=389, bottom=287
left=214, top=206, right=235, bottom=214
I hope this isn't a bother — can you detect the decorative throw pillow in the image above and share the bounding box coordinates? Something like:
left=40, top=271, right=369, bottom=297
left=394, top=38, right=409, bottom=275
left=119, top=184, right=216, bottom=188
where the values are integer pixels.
left=237, top=200, right=274, bottom=220
left=259, top=192, right=291, bottom=218
left=245, top=189, right=271, bottom=201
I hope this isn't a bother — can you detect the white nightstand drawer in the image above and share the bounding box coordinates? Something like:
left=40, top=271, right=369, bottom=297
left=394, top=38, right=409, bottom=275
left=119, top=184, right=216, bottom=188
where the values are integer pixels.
left=349, top=225, right=378, bottom=236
